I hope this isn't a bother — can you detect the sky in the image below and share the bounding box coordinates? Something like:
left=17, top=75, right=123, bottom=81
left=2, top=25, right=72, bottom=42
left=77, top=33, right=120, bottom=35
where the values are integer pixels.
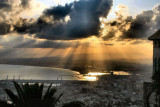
left=38, top=0, right=160, bottom=16
left=0, top=0, right=159, bottom=69
left=113, top=0, right=160, bottom=15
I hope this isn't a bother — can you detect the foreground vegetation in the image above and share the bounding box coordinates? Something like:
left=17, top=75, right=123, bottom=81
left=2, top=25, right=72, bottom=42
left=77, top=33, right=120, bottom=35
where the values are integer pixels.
left=0, top=82, right=85, bottom=107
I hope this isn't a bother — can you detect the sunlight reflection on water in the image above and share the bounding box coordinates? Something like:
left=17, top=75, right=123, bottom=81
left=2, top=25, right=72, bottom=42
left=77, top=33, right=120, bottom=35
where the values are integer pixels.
left=82, top=71, right=131, bottom=81
left=0, top=64, right=131, bottom=81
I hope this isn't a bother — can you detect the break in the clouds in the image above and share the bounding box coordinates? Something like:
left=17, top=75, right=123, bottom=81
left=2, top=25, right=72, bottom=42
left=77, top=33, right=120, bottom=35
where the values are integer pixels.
left=0, top=0, right=46, bottom=34
left=0, top=0, right=160, bottom=41
left=0, top=0, right=113, bottom=40
left=31, top=0, right=113, bottom=40
left=102, top=4, right=160, bottom=41
left=0, top=0, right=32, bottom=34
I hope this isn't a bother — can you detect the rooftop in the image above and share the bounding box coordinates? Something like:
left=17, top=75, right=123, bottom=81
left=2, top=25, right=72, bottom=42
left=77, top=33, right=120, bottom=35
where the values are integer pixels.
left=148, top=29, right=160, bottom=40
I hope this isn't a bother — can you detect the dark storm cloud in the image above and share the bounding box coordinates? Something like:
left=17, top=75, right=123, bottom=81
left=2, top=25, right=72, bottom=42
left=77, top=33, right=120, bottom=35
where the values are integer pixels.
left=153, top=4, right=160, bottom=31
left=44, top=4, right=73, bottom=20
left=0, top=0, right=34, bottom=34
left=14, top=18, right=35, bottom=33
left=0, top=0, right=32, bottom=14
left=3, top=0, right=160, bottom=42
left=102, top=4, right=160, bottom=41
left=0, top=22, right=12, bottom=35
left=21, top=0, right=32, bottom=8
left=0, top=2, right=10, bottom=10
left=121, top=10, right=154, bottom=39
left=31, top=0, right=113, bottom=40
left=0, top=0, right=113, bottom=40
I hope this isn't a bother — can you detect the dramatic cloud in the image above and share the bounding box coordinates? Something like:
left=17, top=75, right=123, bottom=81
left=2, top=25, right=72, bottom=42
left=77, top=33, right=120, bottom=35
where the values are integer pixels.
left=0, top=0, right=113, bottom=40
left=0, top=22, right=12, bottom=35
left=121, top=10, right=154, bottom=39
left=102, top=4, right=160, bottom=41
left=153, top=4, right=160, bottom=13
left=0, top=0, right=32, bottom=34
left=44, top=4, right=72, bottom=20
left=1, top=0, right=159, bottom=42
left=30, top=0, right=113, bottom=40
left=0, top=0, right=46, bottom=35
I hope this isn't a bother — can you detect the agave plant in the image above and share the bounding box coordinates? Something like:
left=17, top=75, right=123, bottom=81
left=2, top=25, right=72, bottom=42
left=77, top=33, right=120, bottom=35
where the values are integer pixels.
left=2, top=81, right=62, bottom=107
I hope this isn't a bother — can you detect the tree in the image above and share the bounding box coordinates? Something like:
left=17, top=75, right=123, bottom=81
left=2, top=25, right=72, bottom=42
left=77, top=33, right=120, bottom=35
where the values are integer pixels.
left=1, top=81, right=62, bottom=107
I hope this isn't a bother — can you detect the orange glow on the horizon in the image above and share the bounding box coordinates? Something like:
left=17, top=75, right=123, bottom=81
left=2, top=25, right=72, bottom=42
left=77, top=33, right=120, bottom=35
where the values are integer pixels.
left=1, top=34, right=152, bottom=66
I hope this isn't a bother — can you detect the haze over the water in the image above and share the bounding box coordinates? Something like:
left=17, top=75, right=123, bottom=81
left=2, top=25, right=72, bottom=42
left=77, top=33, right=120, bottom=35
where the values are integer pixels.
left=0, top=0, right=159, bottom=73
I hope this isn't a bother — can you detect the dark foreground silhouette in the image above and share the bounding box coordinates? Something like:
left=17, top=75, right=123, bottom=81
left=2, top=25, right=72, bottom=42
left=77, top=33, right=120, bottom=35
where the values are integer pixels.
left=0, top=82, right=85, bottom=107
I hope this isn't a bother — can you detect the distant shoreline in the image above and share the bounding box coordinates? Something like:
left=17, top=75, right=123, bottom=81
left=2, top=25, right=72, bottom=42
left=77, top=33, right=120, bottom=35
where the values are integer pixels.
left=0, top=63, right=78, bottom=73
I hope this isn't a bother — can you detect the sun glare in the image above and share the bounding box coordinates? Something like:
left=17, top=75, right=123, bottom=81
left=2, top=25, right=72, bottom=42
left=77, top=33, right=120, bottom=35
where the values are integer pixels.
left=84, top=76, right=97, bottom=81
left=88, top=72, right=106, bottom=76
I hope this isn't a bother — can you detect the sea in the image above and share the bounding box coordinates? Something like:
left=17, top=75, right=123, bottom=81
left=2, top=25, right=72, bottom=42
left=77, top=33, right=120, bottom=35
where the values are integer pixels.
left=0, top=64, right=81, bottom=80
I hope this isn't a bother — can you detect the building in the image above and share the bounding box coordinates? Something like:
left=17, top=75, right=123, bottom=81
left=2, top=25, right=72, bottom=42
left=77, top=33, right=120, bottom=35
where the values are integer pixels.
left=143, top=82, right=153, bottom=107
left=148, top=30, right=160, bottom=72
left=142, top=30, right=160, bottom=107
